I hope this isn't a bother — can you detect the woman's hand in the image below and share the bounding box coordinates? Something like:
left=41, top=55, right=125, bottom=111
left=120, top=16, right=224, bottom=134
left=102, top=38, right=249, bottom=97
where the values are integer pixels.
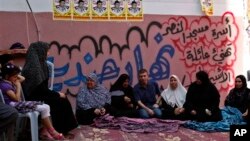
left=58, top=92, right=66, bottom=98
left=205, top=109, right=212, bottom=116
left=153, top=103, right=159, bottom=108
left=243, top=109, right=248, bottom=117
left=13, top=80, right=21, bottom=88
left=100, top=108, right=106, bottom=115
left=191, top=110, right=197, bottom=115
left=174, top=107, right=185, bottom=115
left=17, top=75, right=25, bottom=82
left=94, top=109, right=101, bottom=115
left=124, top=96, right=131, bottom=103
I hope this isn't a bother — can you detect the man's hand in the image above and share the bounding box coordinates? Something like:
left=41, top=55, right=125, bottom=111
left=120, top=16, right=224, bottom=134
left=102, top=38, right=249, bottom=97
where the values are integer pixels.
left=147, top=109, right=154, bottom=116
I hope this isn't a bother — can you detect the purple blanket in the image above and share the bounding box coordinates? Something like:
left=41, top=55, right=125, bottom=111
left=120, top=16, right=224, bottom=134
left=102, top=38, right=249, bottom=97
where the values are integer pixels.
left=92, top=114, right=184, bottom=133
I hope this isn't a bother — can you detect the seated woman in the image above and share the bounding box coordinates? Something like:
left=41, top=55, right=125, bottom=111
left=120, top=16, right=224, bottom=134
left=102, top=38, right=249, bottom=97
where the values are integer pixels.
left=225, top=75, right=250, bottom=122
left=0, top=63, right=64, bottom=140
left=110, top=74, right=138, bottom=118
left=76, top=72, right=111, bottom=125
left=21, top=41, right=78, bottom=136
left=160, top=75, right=186, bottom=120
left=183, top=71, right=222, bottom=122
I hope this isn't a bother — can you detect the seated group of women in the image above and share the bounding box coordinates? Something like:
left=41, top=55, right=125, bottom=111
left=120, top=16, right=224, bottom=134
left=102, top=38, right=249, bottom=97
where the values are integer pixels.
left=76, top=70, right=250, bottom=126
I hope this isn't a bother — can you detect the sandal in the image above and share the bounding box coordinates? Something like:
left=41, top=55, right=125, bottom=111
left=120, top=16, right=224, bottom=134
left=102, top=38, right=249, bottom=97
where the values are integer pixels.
left=40, top=128, right=54, bottom=140
left=48, top=128, right=65, bottom=140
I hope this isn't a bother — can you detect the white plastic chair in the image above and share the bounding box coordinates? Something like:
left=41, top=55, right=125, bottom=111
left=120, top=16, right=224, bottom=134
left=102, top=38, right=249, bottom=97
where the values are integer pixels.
left=0, top=89, right=40, bottom=141
left=46, top=61, right=54, bottom=90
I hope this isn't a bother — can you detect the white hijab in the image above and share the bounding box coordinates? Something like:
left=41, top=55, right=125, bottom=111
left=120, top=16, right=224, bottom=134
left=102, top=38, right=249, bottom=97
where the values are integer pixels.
left=161, top=75, right=187, bottom=108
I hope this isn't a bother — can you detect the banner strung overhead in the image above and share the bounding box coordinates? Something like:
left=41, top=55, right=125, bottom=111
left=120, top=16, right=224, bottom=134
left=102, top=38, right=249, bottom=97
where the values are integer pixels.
left=53, top=0, right=143, bottom=21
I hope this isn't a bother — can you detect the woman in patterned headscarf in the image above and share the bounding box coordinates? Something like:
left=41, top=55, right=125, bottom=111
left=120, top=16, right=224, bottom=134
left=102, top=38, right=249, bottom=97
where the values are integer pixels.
left=21, top=41, right=78, bottom=136
left=76, top=72, right=111, bottom=125
left=183, top=71, right=222, bottom=122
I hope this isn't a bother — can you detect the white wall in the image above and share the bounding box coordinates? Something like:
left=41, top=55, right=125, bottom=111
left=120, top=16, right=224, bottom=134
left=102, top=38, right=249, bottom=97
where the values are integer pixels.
left=0, top=0, right=246, bottom=16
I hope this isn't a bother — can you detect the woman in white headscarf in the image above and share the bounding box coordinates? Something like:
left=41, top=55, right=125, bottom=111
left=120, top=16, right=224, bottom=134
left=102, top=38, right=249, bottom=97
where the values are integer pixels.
left=160, top=75, right=186, bottom=119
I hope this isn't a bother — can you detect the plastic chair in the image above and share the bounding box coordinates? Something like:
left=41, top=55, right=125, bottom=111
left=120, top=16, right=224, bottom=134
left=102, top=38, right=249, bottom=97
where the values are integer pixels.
left=0, top=89, right=40, bottom=141
left=46, top=60, right=54, bottom=90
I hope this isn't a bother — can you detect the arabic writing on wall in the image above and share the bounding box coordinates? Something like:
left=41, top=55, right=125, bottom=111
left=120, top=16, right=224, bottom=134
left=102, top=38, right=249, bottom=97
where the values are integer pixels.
left=48, top=12, right=239, bottom=96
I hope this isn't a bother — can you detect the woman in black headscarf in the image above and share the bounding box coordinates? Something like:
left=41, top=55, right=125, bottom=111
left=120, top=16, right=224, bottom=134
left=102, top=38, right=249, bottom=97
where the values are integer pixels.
left=21, top=41, right=78, bottom=135
left=183, top=71, right=222, bottom=122
left=225, top=75, right=250, bottom=122
left=110, top=74, right=138, bottom=117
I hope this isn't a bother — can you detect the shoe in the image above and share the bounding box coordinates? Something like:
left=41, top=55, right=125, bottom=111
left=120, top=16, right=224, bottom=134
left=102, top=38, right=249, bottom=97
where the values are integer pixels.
left=40, top=128, right=54, bottom=140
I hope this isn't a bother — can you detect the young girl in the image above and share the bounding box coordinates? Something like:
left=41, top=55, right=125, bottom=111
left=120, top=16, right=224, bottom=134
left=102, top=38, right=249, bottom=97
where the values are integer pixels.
left=0, top=63, right=64, bottom=140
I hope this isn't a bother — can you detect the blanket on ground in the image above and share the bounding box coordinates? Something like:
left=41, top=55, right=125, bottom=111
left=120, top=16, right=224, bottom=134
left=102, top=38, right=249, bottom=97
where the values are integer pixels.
left=183, top=106, right=247, bottom=132
left=92, top=114, right=184, bottom=133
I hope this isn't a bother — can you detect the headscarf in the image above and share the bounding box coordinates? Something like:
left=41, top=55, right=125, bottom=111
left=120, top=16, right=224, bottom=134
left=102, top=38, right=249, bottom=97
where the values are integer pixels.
left=110, top=74, right=133, bottom=95
left=225, top=75, right=249, bottom=113
left=196, top=71, right=210, bottom=85
left=21, top=41, right=49, bottom=96
left=76, top=72, right=111, bottom=110
left=234, top=75, right=247, bottom=90
left=161, top=75, right=187, bottom=108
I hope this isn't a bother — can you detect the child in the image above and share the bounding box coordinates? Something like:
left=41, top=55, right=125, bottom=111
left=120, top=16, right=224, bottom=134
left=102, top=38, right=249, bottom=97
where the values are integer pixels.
left=0, top=63, right=64, bottom=140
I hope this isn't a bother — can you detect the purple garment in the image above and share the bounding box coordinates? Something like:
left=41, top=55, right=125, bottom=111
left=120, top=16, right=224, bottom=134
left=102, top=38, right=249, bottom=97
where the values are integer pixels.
left=0, top=80, right=16, bottom=105
left=0, top=80, right=43, bottom=113
left=92, top=114, right=183, bottom=133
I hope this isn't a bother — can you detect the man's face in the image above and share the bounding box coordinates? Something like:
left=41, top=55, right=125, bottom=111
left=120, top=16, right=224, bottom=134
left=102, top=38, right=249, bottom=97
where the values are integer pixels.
left=79, top=2, right=84, bottom=7
left=132, top=3, right=137, bottom=8
left=60, top=1, right=65, bottom=7
left=115, top=3, right=120, bottom=8
left=97, top=2, right=102, bottom=8
left=139, top=72, right=148, bottom=86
